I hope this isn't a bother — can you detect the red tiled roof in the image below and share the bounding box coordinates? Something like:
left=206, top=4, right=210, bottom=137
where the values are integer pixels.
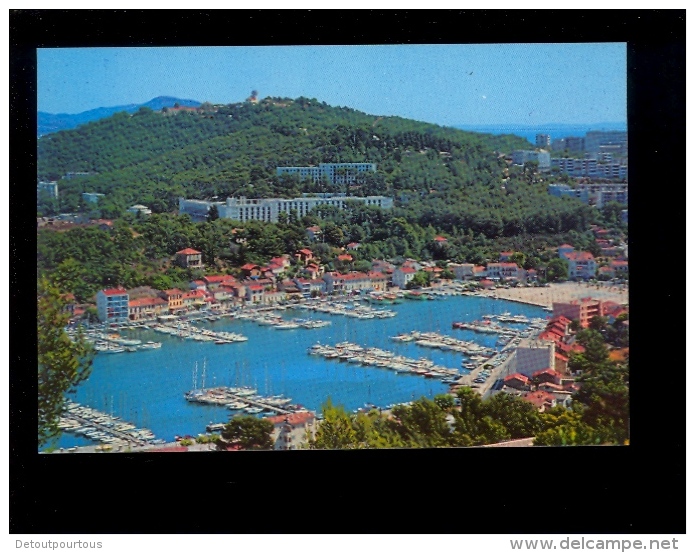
left=297, top=249, right=313, bottom=256
left=248, top=284, right=264, bottom=291
left=532, top=368, right=561, bottom=379
left=610, top=261, right=629, bottom=267
left=203, top=275, right=234, bottom=284
left=337, top=254, right=353, bottom=261
left=100, top=287, right=128, bottom=296
left=241, top=263, right=259, bottom=271
left=342, top=272, right=369, bottom=281
left=306, top=226, right=321, bottom=232
left=504, top=373, right=529, bottom=384
left=368, top=271, right=387, bottom=279
left=398, top=267, right=417, bottom=274
left=555, top=352, right=569, bottom=362
left=266, top=411, right=315, bottom=427
left=522, top=391, right=556, bottom=408
left=176, top=248, right=201, bottom=255
left=163, top=288, right=183, bottom=295
left=434, top=236, right=448, bottom=242
left=559, top=244, right=574, bottom=249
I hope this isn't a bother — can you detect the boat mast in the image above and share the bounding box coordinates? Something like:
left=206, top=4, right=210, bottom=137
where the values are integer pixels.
left=201, top=358, right=206, bottom=390
left=193, top=361, right=198, bottom=391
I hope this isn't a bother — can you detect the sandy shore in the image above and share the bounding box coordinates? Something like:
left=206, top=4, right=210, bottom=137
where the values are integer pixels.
left=489, top=282, right=628, bottom=309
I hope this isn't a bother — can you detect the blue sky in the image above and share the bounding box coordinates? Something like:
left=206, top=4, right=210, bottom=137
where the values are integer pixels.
left=37, top=44, right=626, bottom=126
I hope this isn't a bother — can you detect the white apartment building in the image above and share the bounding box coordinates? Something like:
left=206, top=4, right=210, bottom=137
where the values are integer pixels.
left=276, top=163, right=376, bottom=184
left=179, top=194, right=393, bottom=223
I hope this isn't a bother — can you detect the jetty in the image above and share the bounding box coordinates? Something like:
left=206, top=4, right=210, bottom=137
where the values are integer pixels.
left=308, top=342, right=461, bottom=381
left=184, top=386, right=296, bottom=416
left=59, top=401, right=159, bottom=447
left=391, top=330, right=496, bottom=357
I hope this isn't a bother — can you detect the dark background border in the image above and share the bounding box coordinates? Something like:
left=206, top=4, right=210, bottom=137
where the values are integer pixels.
left=10, top=9, right=685, bottom=534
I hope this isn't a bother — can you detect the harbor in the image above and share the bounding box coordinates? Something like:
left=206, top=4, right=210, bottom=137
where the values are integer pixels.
left=47, top=294, right=547, bottom=451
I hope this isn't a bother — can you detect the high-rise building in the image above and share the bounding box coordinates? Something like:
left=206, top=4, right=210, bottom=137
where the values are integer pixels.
left=535, top=134, right=551, bottom=148
left=511, top=150, right=551, bottom=171
left=585, top=131, right=627, bottom=156
left=96, top=287, right=130, bottom=322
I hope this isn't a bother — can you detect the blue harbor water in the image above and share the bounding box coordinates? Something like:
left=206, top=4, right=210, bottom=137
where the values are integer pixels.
left=50, top=295, right=545, bottom=449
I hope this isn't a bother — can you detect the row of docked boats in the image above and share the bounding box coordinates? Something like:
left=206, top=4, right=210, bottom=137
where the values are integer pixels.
left=234, top=310, right=332, bottom=330
left=391, top=330, right=496, bottom=357
left=92, top=340, right=162, bottom=353
left=152, top=322, right=247, bottom=343
left=308, top=342, right=461, bottom=382
left=301, top=301, right=397, bottom=320
left=59, top=401, right=160, bottom=446
left=184, top=386, right=301, bottom=417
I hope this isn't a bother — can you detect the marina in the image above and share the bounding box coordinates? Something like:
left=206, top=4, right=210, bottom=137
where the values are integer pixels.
left=48, top=294, right=547, bottom=450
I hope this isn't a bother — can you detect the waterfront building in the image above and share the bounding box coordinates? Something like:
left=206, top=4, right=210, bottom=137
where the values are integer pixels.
left=37, top=181, right=59, bottom=199
left=245, top=284, right=265, bottom=304
left=176, top=248, right=203, bottom=269
left=449, top=263, right=475, bottom=281
left=96, top=287, right=129, bottom=322
left=276, top=162, right=376, bottom=185
left=179, top=194, right=393, bottom=223
left=511, top=150, right=551, bottom=171
left=391, top=267, right=417, bottom=289
left=511, top=340, right=556, bottom=379
left=161, top=289, right=184, bottom=312
left=559, top=247, right=597, bottom=280
left=82, top=192, right=105, bottom=204
left=485, top=262, right=522, bottom=281
left=294, top=278, right=327, bottom=298
left=367, top=271, right=389, bottom=291
left=128, top=296, right=168, bottom=320
left=552, top=297, right=608, bottom=328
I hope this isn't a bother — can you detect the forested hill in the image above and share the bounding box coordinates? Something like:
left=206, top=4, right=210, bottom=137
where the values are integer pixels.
left=38, top=96, right=532, bottom=212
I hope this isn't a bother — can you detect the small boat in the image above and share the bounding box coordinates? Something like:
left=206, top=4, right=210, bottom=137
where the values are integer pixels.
left=245, top=407, right=263, bottom=414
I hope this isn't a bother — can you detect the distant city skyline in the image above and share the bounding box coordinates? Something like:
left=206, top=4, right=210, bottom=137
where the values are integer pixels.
left=38, top=44, right=626, bottom=127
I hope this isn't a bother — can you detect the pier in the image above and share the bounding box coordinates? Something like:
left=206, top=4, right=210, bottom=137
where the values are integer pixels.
left=298, top=300, right=397, bottom=320
left=391, top=330, right=496, bottom=357
left=185, top=386, right=296, bottom=416
left=309, top=342, right=461, bottom=380
left=59, top=401, right=159, bottom=447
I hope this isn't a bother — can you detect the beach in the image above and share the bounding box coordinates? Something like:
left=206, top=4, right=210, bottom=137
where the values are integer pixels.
left=489, top=282, right=628, bottom=309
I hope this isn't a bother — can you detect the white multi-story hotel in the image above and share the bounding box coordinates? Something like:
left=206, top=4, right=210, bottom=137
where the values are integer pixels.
left=179, top=194, right=393, bottom=222
left=276, top=163, right=376, bottom=184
